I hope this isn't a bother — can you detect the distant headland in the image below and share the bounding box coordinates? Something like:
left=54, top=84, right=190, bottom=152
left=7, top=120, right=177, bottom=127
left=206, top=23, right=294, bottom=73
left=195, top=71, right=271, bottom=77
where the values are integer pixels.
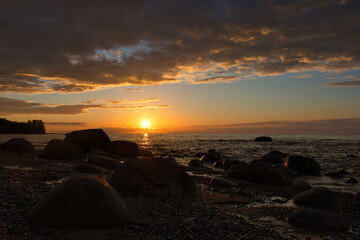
left=0, top=118, right=45, bottom=134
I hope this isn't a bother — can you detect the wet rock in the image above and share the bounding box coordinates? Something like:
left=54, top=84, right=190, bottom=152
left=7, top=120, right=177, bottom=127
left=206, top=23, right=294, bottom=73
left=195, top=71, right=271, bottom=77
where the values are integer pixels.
left=324, top=170, right=348, bottom=179
left=87, top=154, right=122, bottom=170
left=209, top=177, right=237, bottom=188
left=254, top=136, right=272, bottom=142
left=292, top=179, right=311, bottom=191
left=287, top=209, right=348, bottom=232
left=110, top=157, right=196, bottom=197
left=75, top=164, right=106, bottom=174
left=26, top=175, right=129, bottom=227
left=259, top=150, right=287, bottom=164
left=293, top=187, right=342, bottom=210
left=285, top=155, right=321, bottom=175
left=107, top=140, right=139, bottom=156
left=200, top=150, right=221, bottom=163
left=213, top=160, right=223, bottom=168
left=64, top=129, right=110, bottom=152
left=2, top=138, right=34, bottom=154
left=227, top=163, right=292, bottom=187
left=345, top=177, right=358, bottom=184
left=223, top=159, right=243, bottom=171
left=40, top=139, right=87, bottom=161
left=188, top=159, right=204, bottom=167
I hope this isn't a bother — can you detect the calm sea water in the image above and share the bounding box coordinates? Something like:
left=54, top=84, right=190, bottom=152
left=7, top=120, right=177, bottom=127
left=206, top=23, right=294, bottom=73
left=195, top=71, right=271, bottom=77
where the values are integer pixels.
left=1, top=133, right=359, bottom=193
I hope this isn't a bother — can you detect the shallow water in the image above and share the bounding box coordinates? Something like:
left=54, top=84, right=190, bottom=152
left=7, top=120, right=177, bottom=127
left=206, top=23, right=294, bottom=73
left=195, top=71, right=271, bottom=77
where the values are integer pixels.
left=1, top=133, right=359, bottom=193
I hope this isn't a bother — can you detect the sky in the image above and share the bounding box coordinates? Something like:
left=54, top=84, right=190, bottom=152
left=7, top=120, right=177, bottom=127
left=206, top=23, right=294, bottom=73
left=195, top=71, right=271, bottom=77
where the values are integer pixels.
left=1, top=0, right=360, bottom=133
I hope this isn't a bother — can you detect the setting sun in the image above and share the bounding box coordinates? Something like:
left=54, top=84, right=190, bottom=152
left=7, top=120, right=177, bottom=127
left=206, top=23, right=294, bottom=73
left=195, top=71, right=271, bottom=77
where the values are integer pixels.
left=142, top=120, right=150, bottom=128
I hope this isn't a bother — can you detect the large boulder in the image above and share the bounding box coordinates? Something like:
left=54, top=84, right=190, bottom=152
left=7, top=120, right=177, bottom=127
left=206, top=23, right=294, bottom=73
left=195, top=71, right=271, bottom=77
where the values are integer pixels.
left=227, top=163, right=292, bottom=187
left=107, top=140, right=139, bottom=156
left=64, top=129, right=110, bottom=152
left=259, top=150, right=288, bottom=165
left=285, top=155, right=321, bottom=175
left=293, top=187, right=342, bottom=210
left=75, top=164, right=106, bottom=174
left=209, top=177, right=237, bottom=188
left=200, top=149, right=222, bottom=163
left=110, top=157, right=196, bottom=197
left=188, top=159, right=204, bottom=167
left=223, top=159, right=243, bottom=171
left=25, top=175, right=129, bottom=227
left=87, top=154, right=122, bottom=170
left=39, top=139, right=87, bottom=161
left=254, top=136, right=272, bottom=142
left=2, top=138, right=34, bottom=154
left=287, top=209, right=348, bottom=232
left=292, top=179, right=311, bottom=191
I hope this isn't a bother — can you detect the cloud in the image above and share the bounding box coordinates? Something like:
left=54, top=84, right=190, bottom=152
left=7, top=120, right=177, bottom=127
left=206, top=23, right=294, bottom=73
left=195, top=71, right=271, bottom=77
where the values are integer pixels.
left=130, top=98, right=160, bottom=103
left=324, top=80, right=360, bottom=87
left=191, top=75, right=239, bottom=84
left=46, top=122, right=86, bottom=126
left=174, top=118, right=360, bottom=133
left=125, top=88, right=143, bottom=92
left=0, top=97, right=171, bottom=115
left=294, top=74, right=313, bottom=79
left=0, top=0, right=359, bottom=93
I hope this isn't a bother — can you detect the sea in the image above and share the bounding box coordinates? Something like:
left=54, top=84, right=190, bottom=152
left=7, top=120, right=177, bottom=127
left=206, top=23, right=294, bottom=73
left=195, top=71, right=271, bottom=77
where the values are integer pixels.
left=1, top=133, right=359, bottom=193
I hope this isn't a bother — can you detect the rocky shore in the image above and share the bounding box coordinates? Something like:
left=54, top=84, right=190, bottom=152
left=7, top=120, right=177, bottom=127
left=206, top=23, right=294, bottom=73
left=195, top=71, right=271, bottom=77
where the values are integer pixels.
left=0, top=130, right=359, bottom=240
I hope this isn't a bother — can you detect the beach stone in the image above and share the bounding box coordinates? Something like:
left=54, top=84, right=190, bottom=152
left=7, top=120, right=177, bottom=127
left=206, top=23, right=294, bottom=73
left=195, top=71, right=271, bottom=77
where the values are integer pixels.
left=254, top=136, right=272, bottom=142
left=259, top=150, right=287, bottom=164
left=64, top=129, right=110, bottom=152
left=2, top=138, right=34, bottom=154
left=285, top=155, right=321, bottom=175
left=293, top=187, right=342, bottom=210
left=107, top=140, right=139, bottom=156
left=188, top=159, right=204, bottom=167
left=223, top=159, right=243, bottom=171
left=292, top=179, right=311, bottom=191
left=227, top=163, right=292, bottom=187
left=213, top=160, right=223, bottom=168
left=88, top=154, right=122, bottom=170
left=345, top=177, right=358, bottom=184
left=287, top=209, right=348, bottom=232
left=209, top=177, right=237, bottom=188
left=200, top=150, right=221, bottom=163
left=40, top=139, right=87, bottom=161
left=25, top=175, right=129, bottom=227
left=110, top=157, right=196, bottom=197
left=75, top=164, right=106, bottom=174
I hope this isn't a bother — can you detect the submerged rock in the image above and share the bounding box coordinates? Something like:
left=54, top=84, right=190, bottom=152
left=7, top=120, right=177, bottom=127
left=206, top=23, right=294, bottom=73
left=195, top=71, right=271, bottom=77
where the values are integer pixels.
left=40, top=139, right=87, bottom=161
left=285, top=155, right=321, bottom=175
left=110, top=157, right=196, bottom=197
left=64, top=129, right=110, bottom=152
left=254, top=136, right=272, bottom=142
left=26, top=175, right=129, bottom=227
left=293, top=187, right=342, bottom=210
left=200, top=149, right=222, bottom=163
left=287, top=209, right=348, bottom=232
left=107, top=140, right=139, bottom=156
left=292, top=179, right=311, bottom=191
left=2, top=138, right=34, bottom=154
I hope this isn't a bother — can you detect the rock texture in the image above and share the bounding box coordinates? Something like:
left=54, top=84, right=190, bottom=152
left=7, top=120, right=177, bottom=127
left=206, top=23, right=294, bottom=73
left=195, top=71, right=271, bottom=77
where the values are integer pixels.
left=110, top=157, right=196, bottom=197
left=2, top=138, right=34, bottom=154
left=200, top=149, right=222, bottom=163
left=87, top=154, right=122, bottom=170
left=254, top=136, right=272, bottom=142
left=107, top=140, right=139, bottom=156
left=293, top=187, right=342, bottom=210
left=64, top=129, right=111, bottom=152
left=26, top=175, right=129, bottom=227
left=285, top=155, right=321, bottom=175
left=39, top=139, right=87, bottom=160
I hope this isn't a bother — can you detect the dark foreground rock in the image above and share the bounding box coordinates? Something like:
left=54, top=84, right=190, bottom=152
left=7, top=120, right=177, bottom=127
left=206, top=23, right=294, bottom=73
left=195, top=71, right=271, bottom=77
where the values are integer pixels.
left=287, top=209, right=348, bottom=232
left=110, top=157, right=196, bottom=197
left=75, top=164, right=106, bottom=174
left=345, top=177, right=358, bottom=184
left=25, top=175, right=129, bottom=227
left=39, top=139, right=87, bottom=160
left=285, top=155, right=321, bottom=175
left=107, top=140, right=139, bottom=156
left=87, top=154, right=122, bottom=170
left=223, top=159, right=243, bottom=171
left=227, top=163, right=292, bottom=187
left=200, top=149, right=222, bottom=163
left=64, top=129, right=111, bottom=152
left=292, top=179, right=311, bottom=191
left=209, top=177, right=237, bottom=188
left=293, top=187, right=342, bottom=210
left=254, top=136, right=272, bottom=142
left=188, top=159, right=204, bottom=167
left=259, top=150, right=288, bottom=164
left=2, top=138, right=34, bottom=154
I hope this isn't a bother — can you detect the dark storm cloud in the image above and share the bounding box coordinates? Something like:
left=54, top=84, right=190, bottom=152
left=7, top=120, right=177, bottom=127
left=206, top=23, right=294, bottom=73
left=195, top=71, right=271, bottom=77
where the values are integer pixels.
left=1, top=0, right=359, bottom=93
left=0, top=97, right=171, bottom=115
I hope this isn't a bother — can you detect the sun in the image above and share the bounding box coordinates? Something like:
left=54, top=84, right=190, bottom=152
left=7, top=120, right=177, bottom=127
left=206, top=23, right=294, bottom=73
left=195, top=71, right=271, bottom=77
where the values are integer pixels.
left=142, top=120, right=150, bottom=128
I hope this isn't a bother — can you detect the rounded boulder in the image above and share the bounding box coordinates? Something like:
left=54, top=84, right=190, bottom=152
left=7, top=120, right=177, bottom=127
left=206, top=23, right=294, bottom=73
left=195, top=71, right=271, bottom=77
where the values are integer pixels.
left=64, top=129, right=110, bottom=152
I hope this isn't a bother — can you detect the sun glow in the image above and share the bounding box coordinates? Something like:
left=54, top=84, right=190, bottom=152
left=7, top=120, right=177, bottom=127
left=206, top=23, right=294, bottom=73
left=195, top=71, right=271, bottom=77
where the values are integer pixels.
left=142, top=120, right=150, bottom=128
